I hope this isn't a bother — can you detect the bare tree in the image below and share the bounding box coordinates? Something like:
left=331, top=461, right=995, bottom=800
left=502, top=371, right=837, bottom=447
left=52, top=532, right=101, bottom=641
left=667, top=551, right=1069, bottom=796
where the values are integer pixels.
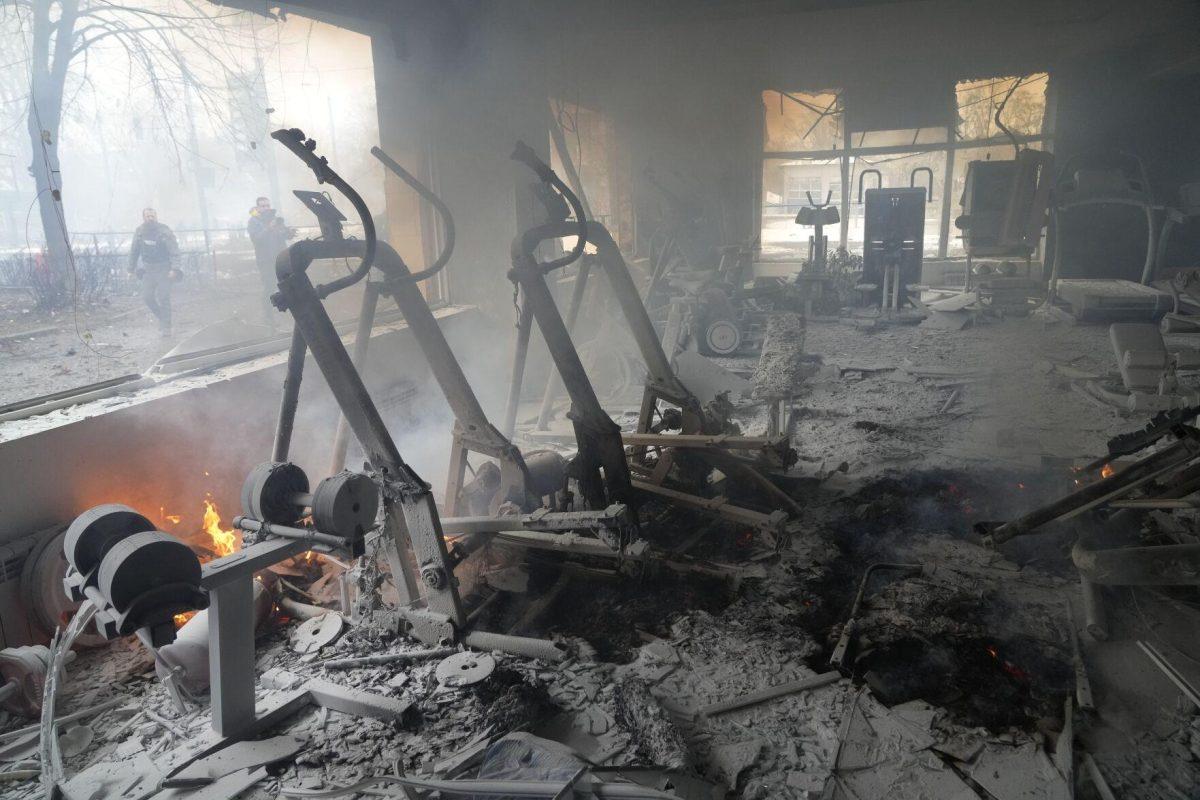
left=2, top=0, right=260, bottom=306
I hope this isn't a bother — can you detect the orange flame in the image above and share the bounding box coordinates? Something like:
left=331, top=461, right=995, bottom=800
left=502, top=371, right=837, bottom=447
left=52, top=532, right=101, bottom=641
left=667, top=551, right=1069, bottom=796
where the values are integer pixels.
left=1100, top=463, right=1115, bottom=480
left=203, top=498, right=240, bottom=558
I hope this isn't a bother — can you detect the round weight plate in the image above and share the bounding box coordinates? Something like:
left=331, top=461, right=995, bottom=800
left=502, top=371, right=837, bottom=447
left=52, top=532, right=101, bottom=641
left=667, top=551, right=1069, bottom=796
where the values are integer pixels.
left=97, top=531, right=201, bottom=614
left=435, top=651, right=496, bottom=688
left=21, top=530, right=107, bottom=649
left=63, top=504, right=154, bottom=574
left=523, top=450, right=568, bottom=498
left=311, top=472, right=379, bottom=539
left=290, top=613, right=344, bottom=655
left=241, top=461, right=310, bottom=525
left=0, top=646, right=48, bottom=717
left=704, top=319, right=741, bottom=356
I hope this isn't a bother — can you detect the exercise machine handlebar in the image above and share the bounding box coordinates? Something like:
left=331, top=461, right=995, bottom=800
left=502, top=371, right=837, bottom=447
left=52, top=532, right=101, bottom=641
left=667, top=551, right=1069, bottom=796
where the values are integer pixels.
left=510, top=140, right=588, bottom=273
left=271, top=127, right=377, bottom=297
left=370, top=146, right=456, bottom=284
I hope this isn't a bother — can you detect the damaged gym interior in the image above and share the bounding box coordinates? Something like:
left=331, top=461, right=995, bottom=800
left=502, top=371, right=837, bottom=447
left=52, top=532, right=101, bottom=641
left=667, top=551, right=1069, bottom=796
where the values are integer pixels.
left=2, top=0, right=1200, bottom=797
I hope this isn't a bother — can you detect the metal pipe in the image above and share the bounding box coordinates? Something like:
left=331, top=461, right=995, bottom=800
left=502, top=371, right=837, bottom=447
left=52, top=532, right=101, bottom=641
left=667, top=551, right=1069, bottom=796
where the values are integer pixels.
left=830, top=563, right=923, bottom=670
left=535, top=260, right=591, bottom=430
left=1080, top=575, right=1109, bottom=640
left=503, top=293, right=534, bottom=438
left=272, top=328, right=308, bottom=463
left=329, top=283, right=379, bottom=475
left=233, top=516, right=348, bottom=549
left=1138, top=640, right=1200, bottom=709
left=982, top=436, right=1200, bottom=544
left=1073, top=533, right=1200, bottom=586
left=700, top=670, right=840, bottom=717
left=461, top=629, right=564, bottom=662
left=322, top=646, right=453, bottom=671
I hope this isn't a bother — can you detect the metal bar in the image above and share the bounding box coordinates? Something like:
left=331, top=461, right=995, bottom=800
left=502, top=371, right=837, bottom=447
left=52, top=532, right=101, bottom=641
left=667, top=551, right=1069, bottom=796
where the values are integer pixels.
left=329, top=283, right=380, bottom=475
left=534, top=103, right=599, bottom=431
left=830, top=563, right=923, bottom=670
left=232, top=516, right=349, bottom=549
left=374, top=246, right=516, bottom=458
left=535, top=260, right=591, bottom=430
left=322, top=646, right=454, bottom=670
left=1138, top=640, right=1200, bottom=709
left=512, top=254, right=633, bottom=509
left=208, top=575, right=256, bottom=736
left=700, top=671, right=840, bottom=716
left=503, top=292, right=534, bottom=439
left=764, top=132, right=1049, bottom=161
left=1072, top=535, right=1200, bottom=586
left=272, top=328, right=308, bottom=463
left=984, top=436, right=1200, bottom=544
left=1083, top=754, right=1117, bottom=800
left=461, top=629, right=564, bottom=662
left=631, top=479, right=785, bottom=533
left=201, top=539, right=308, bottom=589
left=1080, top=575, right=1108, bottom=640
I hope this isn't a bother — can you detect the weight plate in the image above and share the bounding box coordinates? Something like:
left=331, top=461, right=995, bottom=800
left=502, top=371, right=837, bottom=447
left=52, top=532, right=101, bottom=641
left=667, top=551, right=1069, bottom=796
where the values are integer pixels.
left=241, top=461, right=310, bottom=525
left=705, top=319, right=741, bottom=355
left=290, top=613, right=344, bottom=655
left=311, top=471, right=379, bottom=538
left=0, top=645, right=48, bottom=717
left=96, top=531, right=201, bottom=613
left=63, top=504, right=154, bottom=574
left=21, top=529, right=107, bottom=648
left=435, top=651, right=496, bottom=688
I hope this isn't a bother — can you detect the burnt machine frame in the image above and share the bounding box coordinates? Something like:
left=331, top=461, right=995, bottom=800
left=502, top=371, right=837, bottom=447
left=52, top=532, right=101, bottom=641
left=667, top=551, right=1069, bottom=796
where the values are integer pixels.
left=504, top=143, right=794, bottom=536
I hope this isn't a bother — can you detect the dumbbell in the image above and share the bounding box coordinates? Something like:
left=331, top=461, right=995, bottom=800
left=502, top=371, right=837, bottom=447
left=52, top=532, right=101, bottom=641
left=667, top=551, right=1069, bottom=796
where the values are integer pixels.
left=0, top=644, right=73, bottom=717
left=63, top=504, right=206, bottom=647
left=239, top=462, right=379, bottom=548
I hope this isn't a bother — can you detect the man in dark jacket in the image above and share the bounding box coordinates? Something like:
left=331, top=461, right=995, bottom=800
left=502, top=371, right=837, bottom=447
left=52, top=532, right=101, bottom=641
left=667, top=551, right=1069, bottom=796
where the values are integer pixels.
left=247, top=196, right=291, bottom=328
left=128, top=207, right=180, bottom=336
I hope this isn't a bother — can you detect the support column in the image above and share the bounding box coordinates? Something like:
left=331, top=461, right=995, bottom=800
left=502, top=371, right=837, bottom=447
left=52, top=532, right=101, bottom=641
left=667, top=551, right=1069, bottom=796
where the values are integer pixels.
left=208, top=576, right=256, bottom=736
left=938, top=125, right=957, bottom=259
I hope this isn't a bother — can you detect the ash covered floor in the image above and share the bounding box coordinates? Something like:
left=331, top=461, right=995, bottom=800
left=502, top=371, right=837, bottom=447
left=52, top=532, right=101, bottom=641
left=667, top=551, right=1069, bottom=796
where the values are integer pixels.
left=6, top=313, right=1200, bottom=800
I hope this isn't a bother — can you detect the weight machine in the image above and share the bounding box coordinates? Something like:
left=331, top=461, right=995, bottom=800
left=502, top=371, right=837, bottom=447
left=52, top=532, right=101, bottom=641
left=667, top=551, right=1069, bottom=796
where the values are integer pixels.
left=60, top=131, right=625, bottom=742
left=504, top=143, right=795, bottom=536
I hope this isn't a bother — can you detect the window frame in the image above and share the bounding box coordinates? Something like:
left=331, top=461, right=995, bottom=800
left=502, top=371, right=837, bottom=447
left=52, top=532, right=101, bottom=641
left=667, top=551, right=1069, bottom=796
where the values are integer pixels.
left=760, top=74, right=1054, bottom=260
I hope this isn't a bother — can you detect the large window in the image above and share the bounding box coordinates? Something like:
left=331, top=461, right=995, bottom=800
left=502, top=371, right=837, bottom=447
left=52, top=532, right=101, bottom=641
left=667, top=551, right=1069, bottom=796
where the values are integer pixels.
left=760, top=75, right=1051, bottom=262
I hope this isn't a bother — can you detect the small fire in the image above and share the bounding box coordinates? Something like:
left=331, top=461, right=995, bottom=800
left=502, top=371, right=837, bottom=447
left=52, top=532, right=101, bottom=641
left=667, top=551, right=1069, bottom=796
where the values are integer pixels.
left=203, top=497, right=240, bottom=558
left=174, top=611, right=196, bottom=627
left=1100, top=463, right=1115, bottom=480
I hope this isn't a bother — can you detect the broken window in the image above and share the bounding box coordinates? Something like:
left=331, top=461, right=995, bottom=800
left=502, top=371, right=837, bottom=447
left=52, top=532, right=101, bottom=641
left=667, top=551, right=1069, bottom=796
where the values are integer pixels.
left=761, top=74, right=1053, bottom=262
left=955, top=74, right=1050, bottom=143
left=762, top=90, right=842, bottom=153
left=548, top=99, right=632, bottom=248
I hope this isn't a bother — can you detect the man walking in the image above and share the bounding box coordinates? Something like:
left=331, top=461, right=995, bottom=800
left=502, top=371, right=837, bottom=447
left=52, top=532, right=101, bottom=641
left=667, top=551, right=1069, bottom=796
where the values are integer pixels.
left=247, top=196, right=290, bottom=328
left=128, top=207, right=180, bottom=337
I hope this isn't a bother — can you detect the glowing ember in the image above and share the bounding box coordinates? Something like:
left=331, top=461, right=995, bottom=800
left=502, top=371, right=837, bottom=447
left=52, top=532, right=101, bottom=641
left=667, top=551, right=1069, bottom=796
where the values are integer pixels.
left=1100, top=463, right=1115, bottom=480
left=203, top=498, right=240, bottom=558
left=174, top=611, right=197, bottom=627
